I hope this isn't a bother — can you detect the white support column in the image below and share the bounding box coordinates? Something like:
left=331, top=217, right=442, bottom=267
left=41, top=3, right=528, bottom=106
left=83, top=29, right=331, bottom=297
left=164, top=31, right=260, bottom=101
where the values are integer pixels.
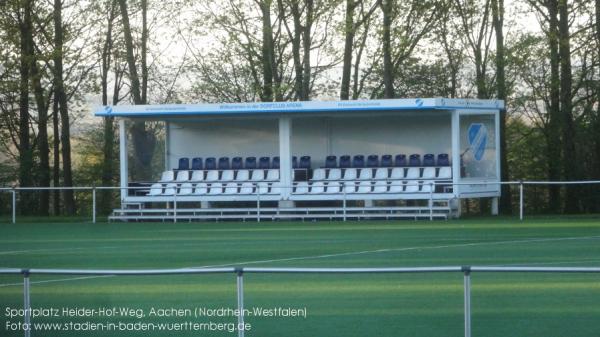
left=279, top=117, right=292, bottom=200
left=119, top=119, right=128, bottom=201
left=495, top=107, right=502, bottom=199
left=491, top=197, right=499, bottom=215
left=495, top=108, right=501, bottom=182
left=165, top=121, right=170, bottom=171
left=451, top=110, right=460, bottom=198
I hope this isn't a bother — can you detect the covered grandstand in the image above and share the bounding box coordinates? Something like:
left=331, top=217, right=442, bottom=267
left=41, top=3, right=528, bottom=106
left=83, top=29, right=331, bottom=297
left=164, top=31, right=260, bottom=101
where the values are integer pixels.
left=95, top=98, right=503, bottom=221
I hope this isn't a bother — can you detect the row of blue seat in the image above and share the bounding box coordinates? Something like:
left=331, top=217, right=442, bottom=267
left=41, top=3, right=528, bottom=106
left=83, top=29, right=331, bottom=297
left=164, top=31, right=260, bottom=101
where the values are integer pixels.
left=177, top=153, right=450, bottom=171
left=325, top=154, right=449, bottom=168
left=177, top=156, right=312, bottom=171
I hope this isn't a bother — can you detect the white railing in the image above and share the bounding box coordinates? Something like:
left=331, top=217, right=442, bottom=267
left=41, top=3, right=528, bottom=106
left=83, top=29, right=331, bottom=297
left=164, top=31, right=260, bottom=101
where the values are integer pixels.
left=1, top=180, right=600, bottom=223
left=1, top=265, right=600, bottom=337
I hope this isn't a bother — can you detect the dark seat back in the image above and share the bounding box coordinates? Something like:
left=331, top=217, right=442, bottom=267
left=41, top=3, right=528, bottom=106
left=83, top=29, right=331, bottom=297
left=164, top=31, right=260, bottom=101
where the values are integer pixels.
left=205, top=157, right=217, bottom=170
left=423, top=153, right=435, bottom=166
left=409, top=154, right=421, bottom=167
left=218, top=157, right=230, bottom=170
left=352, top=155, right=365, bottom=167
left=259, top=156, right=271, bottom=169
left=325, top=155, right=337, bottom=168
left=437, top=153, right=450, bottom=166
left=394, top=154, right=407, bottom=167
left=299, top=156, right=311, bottom=169
left=339, top=155, right=351, bottom=168
left=366, top=155, right=379, bottom=167
left=381, top=154, right=392, bottom=167
left=245, top=157, right=257, bottom=169
left=191, top=157, right=203, bottom=170
left=178, top=158, right=189, bottom=170
left=232, top=157, right=243, bottom=170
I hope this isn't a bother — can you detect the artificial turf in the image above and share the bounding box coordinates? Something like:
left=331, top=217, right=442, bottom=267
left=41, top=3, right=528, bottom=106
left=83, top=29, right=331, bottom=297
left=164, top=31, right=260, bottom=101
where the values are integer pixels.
left=1, top=217, right=599, bottom=337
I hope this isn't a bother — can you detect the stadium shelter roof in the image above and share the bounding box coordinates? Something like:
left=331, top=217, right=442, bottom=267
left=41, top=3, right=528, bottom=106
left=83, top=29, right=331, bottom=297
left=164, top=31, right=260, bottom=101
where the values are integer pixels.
left=94, top=98, right=504, bottom=119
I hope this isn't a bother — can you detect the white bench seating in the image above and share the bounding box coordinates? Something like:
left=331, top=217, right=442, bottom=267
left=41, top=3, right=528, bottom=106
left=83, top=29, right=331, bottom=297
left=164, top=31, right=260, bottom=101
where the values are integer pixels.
left=147, top=167, right=452, bottom=196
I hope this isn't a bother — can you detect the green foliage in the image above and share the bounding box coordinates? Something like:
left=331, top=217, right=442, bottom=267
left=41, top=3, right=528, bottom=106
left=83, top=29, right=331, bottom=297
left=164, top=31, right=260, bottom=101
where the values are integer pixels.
left=382, top=57, right=459, bottom=98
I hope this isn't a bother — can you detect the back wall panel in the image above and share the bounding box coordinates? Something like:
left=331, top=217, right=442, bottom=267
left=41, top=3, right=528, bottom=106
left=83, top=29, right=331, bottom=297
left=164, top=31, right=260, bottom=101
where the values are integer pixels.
left=167, top=113, right=451, bottom=169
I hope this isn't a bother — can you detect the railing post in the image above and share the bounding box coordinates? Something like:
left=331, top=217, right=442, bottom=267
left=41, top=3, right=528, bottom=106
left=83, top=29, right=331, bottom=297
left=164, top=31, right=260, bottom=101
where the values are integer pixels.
left=429, top=182, right=434, bottom=220
left=23, top=269, right=31, bottom=337
left=256, top=184, right=261, bottom=222
left=463, top=266, right=471, bottom=337
left=121, top=186, right=126, bottom=209
left=519, top=181, right=524, bottom=221
left=92, top=187, right=96, bottom=224
left=12, top=188, right=16, bottom=224
left=173, top=193, right=177, bottom=223
left=236, top=268, right=245, bottom=337
left=343, top=185, right=347, bottom=222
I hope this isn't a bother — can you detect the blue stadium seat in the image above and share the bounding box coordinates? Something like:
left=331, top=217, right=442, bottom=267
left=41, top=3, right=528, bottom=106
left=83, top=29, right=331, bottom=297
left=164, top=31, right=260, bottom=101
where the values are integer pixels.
left=423, top=153, right=435, bottom=166
left=232, top=157, right=243, bottom=170
left=300, top=156, right=311, bottom=169
left=292, top=156, right=298, bottom=169
left=394, top=154, right=407, bottom=167
left=178, top=158, right=189, bottom=170
left=352, top=155, right=365, bottom=167
left=245, top=157, right=257, bottom=169
left=259, top=156, right=270, bottom=169
left=366, top=155, right=379, bottom=167
left=218, top=157, right=230, bottom=170
left=191, top=157, right=203, bottom=170
left=381, top=154, right=392, bottom=167
left=325, top=155, right=337, bottom=168
left=409, top=154, right=421, bottom=167
left=339, top=155, right=351, bottom=168
left=205, top=157, right=217, bottom=170
left=437, top=153, right=450, bottom=166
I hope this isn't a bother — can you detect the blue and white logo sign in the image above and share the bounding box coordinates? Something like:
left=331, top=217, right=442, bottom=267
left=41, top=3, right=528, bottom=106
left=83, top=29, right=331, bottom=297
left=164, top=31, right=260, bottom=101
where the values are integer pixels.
left=468, top=123, right=487, bottom=161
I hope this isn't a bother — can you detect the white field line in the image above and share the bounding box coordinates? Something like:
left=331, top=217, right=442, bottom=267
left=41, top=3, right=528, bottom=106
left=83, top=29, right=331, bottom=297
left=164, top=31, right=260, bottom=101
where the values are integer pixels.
left=0, top=275, right=113, bottom=288
left=1, top=234, right=599, bottom=287
left=0, top=246, right=122, bottom=256
left=490, top=258, right=600, bottom=267
left=0, top=248, right=88, bottom=256
left=189, top=235, right=600, bottom=269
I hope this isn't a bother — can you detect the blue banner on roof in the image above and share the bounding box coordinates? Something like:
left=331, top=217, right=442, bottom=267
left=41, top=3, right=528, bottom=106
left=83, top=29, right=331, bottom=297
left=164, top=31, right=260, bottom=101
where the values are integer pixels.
left=95, top=98, right=504, bottom=118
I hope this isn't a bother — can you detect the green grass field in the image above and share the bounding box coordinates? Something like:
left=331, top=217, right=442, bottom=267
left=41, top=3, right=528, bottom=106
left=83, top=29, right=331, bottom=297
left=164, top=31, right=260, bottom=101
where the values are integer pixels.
left=1, top=217, right=600, bottom=337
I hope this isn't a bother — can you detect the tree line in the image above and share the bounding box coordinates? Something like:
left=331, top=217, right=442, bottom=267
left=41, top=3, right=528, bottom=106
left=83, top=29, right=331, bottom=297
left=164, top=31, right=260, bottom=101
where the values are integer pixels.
left=0, top=0, right=598, bottom=216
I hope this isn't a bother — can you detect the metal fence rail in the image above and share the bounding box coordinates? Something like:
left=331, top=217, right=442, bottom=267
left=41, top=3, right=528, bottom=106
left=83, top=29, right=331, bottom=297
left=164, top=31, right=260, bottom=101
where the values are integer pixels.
left=1, top=265, right=599, bottom=337
left=1, top=180, right=600, bottom=224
